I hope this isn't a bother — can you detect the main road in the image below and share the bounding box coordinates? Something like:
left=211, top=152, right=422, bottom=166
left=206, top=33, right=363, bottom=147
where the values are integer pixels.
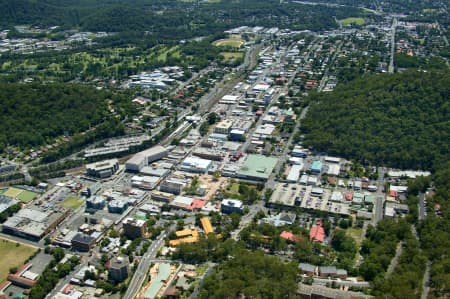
left=123, top=231, right=167, bottom=299
left=388, top=17, right=397, bottom=73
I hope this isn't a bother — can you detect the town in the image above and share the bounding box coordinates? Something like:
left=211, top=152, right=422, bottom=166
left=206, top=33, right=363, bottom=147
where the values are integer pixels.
left=0, top=1, right=448, bottom=299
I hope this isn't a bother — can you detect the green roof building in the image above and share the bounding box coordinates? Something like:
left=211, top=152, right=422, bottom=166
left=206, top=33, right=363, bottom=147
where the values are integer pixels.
left=237, top=154, right=278, bottom=181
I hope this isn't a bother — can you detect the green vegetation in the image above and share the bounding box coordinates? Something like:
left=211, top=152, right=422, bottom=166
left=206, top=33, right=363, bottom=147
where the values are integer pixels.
left=3, top=187, right=40, bottom=203
left=61, top=197, right=85, bottom=209
left=0, top=203, right=21, bottom=223
left=301, top=70, right=450, bottom=171
left=0, top=83, right=124, bottom=152
left=198, top=249, right=299, bottom=299
left=29, top=247, right=80, bottom=299
left=417, top=162, right=450, bottom=298
left=213, top=37, right=244, bottom=48
left=0, top=239, right=38, bottom=283
left=339, top=17, right=365, bottom=26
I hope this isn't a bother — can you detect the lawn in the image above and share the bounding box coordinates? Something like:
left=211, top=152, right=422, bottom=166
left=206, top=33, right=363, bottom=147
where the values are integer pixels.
left=3, top=187, right=38, bottom=203
left=213, top=38, right=244, bottom=48
left=221, top=52, right=244, bottom=60
left=340, top=17, right=365, bottom=26
left=61, top=197, right=85, bottom=209
left=0, top=239, right=37, bottom=283
left=17, top=190, right=38, bottom=203
left=3, top=187, right=23, bottom=198
left=347, top=227, right=363, bottom=264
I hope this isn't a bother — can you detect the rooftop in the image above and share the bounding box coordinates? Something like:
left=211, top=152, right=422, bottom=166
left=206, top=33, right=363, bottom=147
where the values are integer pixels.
left=237, top=154, right=278, bottom=180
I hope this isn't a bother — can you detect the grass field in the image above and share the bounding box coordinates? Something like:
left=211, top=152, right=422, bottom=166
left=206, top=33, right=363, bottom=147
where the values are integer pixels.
left=347, top=227, right=363, bottom=264
left=340, top=17, right=365, bottom=26
left=61, top=197, right=85, bottom=209
left=221, top=52, right=244, bottom=60
left=213, top=38, right=244, bottom=48
left=0, top=239, right=37, bottom=283
left=3, top=187, right=38, bottom=203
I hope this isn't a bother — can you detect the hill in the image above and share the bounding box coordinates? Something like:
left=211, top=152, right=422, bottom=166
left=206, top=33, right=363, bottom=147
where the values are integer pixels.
left=301, top=70, right=450, bottom=170
left=0, top=83, right=112, bottom=151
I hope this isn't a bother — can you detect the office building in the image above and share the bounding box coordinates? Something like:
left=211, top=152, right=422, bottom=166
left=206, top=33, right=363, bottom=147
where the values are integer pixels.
left=123, top=218, right=147, bottom=239
left=85, top=159, right=119, bottom=178
left=125, top=146, right=168, bottom=172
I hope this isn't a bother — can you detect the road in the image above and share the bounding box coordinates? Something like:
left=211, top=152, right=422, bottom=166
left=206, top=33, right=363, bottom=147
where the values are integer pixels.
left=386, top=241, right=404, bottom=278
left=123, top=231, right=167, bottom=299
left=373, top=167, right=385, bottom=225
left=419, top=192, right=426, bottom=221
left=388, top=17, right=397, bottom=73
left=421, top=261, right=431, bottom=299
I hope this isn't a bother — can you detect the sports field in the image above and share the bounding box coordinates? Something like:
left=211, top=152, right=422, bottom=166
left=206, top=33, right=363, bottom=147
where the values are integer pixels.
left=3, top=187, right=38, bottom=203
left=213, top=38, right=244, bottom=48
left=0, top=238, right=37, bottom=283
left=340, top=17, right=365, bottom=26
left=61, top=197, right=85, bottom=209
left=221, top=52, right=244, bottom=60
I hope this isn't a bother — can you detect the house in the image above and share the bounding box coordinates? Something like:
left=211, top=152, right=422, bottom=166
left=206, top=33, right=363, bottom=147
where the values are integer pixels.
left=309, top=220, right=325, bottom=243
left=299, top=263, right=316, bottom=276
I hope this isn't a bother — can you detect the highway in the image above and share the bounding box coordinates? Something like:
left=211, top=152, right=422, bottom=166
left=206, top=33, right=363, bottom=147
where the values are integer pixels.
left=123, top=231, right=167, bottom=299
left=388, top=17, right=397, bottom=73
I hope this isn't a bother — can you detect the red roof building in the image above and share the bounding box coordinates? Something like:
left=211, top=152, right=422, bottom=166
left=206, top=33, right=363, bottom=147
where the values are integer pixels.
left=309, top=221, right=325, bottom=243
left=280, top=231, right=304, bottom=243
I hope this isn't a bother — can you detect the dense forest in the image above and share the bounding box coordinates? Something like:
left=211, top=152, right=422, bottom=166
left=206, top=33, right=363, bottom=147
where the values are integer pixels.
left=0, top=0, right=365, bottom=33
left=198, top=249, right=299, bottom=299
left=0, top=83, right=118, bottom=151
left=301, top=70, right=450, bottom=171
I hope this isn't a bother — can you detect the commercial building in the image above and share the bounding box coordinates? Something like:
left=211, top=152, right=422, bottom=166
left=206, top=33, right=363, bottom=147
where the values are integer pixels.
left=151, top=191, right=175, bottom=202
left=125, top=146, right=168, bottom=172
left=123, top=218, right=147, bottom=239
left=214, top=119, right=233, bottom=134
left=310, top=160, right=323, bottom=173
left=159, top=177, right=188, bottom=195
left=86, top=196, right=106, bottom=210
left=107, top=200, right=128, bottom=214
left=71, top=233, right=96, bottom=252
left=107, top=256, right=130, bottom=282
left=221, top=199, right=244, bottom=214
left=85, top=159, right=119, bottom=178
left=131, top=175, right=160, bottom=190
left=237, top=154, right=278, bottom=181
left=286, top=165, right=302, bottom=183
left=180, top=157, right=212, bottom=173
left=2, top=207, right=68, bottom=241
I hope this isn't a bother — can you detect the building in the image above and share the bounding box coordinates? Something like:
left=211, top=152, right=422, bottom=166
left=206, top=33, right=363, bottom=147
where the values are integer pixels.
left=86, top=196, right=106, bottom=210
left=107, top=256, right=130, bottom=282
left=71, top=233, right=96, bottom=252
left=237, top=154, right=278, bottom=181
left=131, top=175, right=160, bottom=190
left=108, top=200, right=128, bottom=214
left=151, top=191, right=175, bottom=202
left=214, top=119, right=233, bottom=134
left=309, top=220, right=325, bottom=243
left=180, top=157, right=212, bottom=173
left=299, top=263, right=316, bottom=276
left=286, top=165, right=302, bottom=183
left=261, top=212, right=296, bottom=227
left=229, top=129, right=245, bottom=141
left=221, top=199, right=244, bottom=214
left=159, top=177, right=188, bottom=195
left=85, top=159, right=119, bottom=178
left=310, top=160, right=323, bottom=173
left=2, top=207, right=68, bottom=241
left=123, top=218, right=146, bottom=239
left=125, top=146, right=168, bottom=172
left=385, top=202, right=409, bottom=218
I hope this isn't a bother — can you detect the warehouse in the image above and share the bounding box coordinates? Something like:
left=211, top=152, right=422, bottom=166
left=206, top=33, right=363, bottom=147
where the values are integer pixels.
left=125, top=146, right=168, bottom=172
left=180, top=157, right=212, bottom=173
left=237, top=154, right=278, bottom=181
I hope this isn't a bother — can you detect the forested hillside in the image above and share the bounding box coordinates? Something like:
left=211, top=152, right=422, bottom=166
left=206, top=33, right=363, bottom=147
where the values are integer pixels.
left=0, top=83, right=114, bottom=150
left=0, top=0, right=365, bottom=33
left=198, top=250, right=299, bottom=299
left=301, top=70, right=450, bottom=171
